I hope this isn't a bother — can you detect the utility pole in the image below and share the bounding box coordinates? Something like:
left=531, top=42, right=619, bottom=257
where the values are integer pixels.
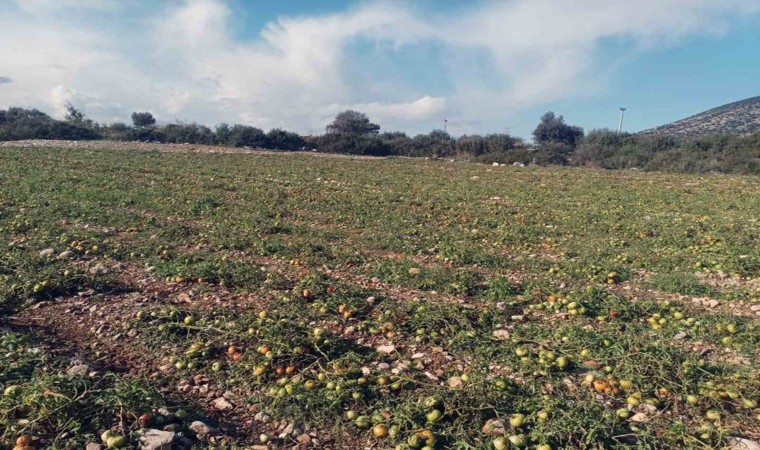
left=618, top=107, right=626, bottom=133
left=443, top=119, right=448, bottom=134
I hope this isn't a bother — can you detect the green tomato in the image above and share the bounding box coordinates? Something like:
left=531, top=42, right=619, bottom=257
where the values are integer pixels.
left=426, top=409, right=443, bottom=423
left=106, top=436, right=127, bottom=448
left=509, top=413, right=525, bottom=428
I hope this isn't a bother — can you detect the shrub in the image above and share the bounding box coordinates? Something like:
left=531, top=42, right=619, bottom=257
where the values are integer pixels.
left=317, top=133, right=391, bottom=156
left=267, top=128, right=305, bottom=151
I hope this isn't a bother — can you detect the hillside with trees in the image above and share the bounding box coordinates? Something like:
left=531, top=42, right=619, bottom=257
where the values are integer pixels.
left=1, top=104, right=758, bottom=174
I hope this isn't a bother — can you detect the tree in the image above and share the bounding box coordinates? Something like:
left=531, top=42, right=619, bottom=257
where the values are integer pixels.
left=532, top=112, right=584, bottom=147
left=379, top=131, right=414, bottom=156
left=131, top=111, right=156, bottom=128
left=318, top=133, right=391, bottom=156
left=326, top=110, right=380, bottom=135
left=215, top=123, right=231, bottom=145
left=227, top=124, right=268, bottom=148
left=64, top=102, right=85, bottom=123
left=266, top=128, right=304, bottom=150
left=412, top=129, right=455, bottom=158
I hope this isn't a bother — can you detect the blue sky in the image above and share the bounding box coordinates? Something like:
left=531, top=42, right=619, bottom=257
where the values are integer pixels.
left=0, top=0, right=758, bottom=139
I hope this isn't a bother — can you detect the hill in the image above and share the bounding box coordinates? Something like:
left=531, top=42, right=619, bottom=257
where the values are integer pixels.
left=640, top=95, right=760, bottom=139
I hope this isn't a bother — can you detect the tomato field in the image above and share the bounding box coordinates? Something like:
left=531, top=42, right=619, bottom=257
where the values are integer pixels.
left=0, top=143, right=758, bottom=449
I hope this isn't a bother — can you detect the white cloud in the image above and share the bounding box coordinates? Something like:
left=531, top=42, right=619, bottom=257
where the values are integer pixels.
left=0, top=0, right=757, bottom=134
left=14, top=0, right=118, bottom=15
left=326, top=96, right=447, bottom=122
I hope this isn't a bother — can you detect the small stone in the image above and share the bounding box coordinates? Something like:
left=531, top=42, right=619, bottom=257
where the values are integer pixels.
left=673, top=331, right=687, bottom=340
left=254, top=411, right=271, bottom=423
left=376, top=344, right=396, bottom=354
left=163, top=423, right=182, bottom=432
left=189, top=420, right=216, bottom=436
left=296, top=433, right=311, bottom=444
left=178, top=293, right=191, bottom=303
left=212, top=397, right=233, bottom=411
left=408, top=268, right=422, bottom=275
left=707, top=299, right=720, bottom=308
left=66, top=364, right=90, bottom=377
left=492, top=329, right=510, bottom=340
left=728, top=437, right=760, bottom=450
left=86, top=443, right=103, bottom=450
left=139, top=429, right=176, bottom=450
left=39, top=248, right=55, bottom=257
left=630, top=412, right=649, bottom=423
left=510, top=315, right=525, bottom=322
left=89, top=263, right=109, bottom=275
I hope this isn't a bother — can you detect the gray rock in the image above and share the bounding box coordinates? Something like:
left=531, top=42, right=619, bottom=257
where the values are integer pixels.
left=254, top=411, right=271, bottom=423
left=376, top=344, right=396, bottom=354
left=139, top=429, right=176, bottom=450
left=58, top=250, right=75, bottom=259
left=86, top=443, right=103, bottom=450
left=162, top=423, right=182, bottom=432
left=212, top=397, right=233, bottom=411
left=729, top=437, right=760, bottom=450
left=189, top=420, right=216, bottom=436
left=66, top=364, right=90, bottom=377
left=492, top=329, right=510, bottom=340
left=89, top=263, right=109, bottom=275
left=278, top=422, right=302, bottom=438
left=39, top=248, right=55, bottom=257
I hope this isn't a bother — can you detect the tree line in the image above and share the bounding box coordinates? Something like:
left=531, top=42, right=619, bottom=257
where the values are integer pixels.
left=1, top=104, right=757, bottom=174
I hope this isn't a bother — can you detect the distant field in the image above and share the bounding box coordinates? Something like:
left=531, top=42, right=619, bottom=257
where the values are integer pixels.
left=1, top=144, right=758, bottom=449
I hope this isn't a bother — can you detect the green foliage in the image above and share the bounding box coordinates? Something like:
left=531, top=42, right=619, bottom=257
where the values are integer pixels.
left=574, top=129, right=760, bottom=174
left=131, top=111, right=156, bottom=128
left=533, top=111, right=584, bottom=147
left=326, top=110, right=380, bottom=135
left=161, top=122, right=215, bottom=145
left=266, top=128, right=305, bottom=150
left=2, top=104, right=758, bottom=174
left=318, top=133, right=391, bottom=156
left=0, top=107, right=98, bottom=141
left=0, top=146, right=759, bottom=448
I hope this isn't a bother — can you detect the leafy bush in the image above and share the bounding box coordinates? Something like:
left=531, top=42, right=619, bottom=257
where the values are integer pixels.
left=317, top=133, right=391, bottom=156
left=162, top=123, right=215, bottom=145
left=533, top=111, right=584, bottom=147
left=0, top=107, right=98, bottom=141
left=410, top=130, right=455, bottom=158
left=574, top=129, right=760, bottom=174
left=267, top=128, right=305, bottom=150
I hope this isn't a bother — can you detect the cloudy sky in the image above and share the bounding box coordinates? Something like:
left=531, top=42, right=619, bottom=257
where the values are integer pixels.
left=1, top=0, right=758, bottom=138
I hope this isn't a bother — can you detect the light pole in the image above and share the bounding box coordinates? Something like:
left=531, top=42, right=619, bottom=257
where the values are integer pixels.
left=443, top=119, right=448, bottom=134
left=618, top=107, right=626, bottom=133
